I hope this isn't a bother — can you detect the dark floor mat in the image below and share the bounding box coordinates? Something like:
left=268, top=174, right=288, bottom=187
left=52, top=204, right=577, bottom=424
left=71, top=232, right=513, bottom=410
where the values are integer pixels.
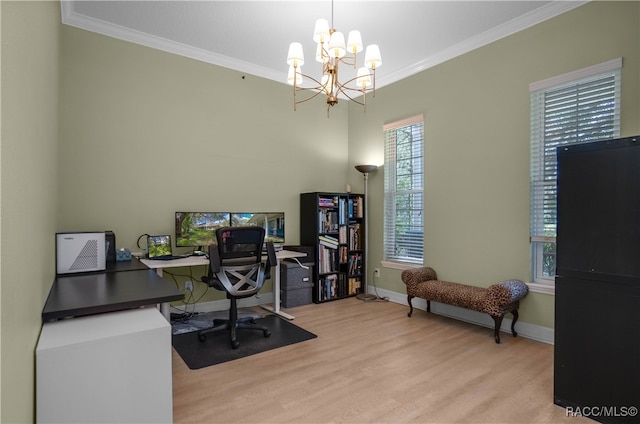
left=172, top=315, right=317, bottom=369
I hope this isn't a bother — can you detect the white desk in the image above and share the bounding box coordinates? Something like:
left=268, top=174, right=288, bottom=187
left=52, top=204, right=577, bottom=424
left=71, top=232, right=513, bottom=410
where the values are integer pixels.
left=140, top=249, right=306, bottom=320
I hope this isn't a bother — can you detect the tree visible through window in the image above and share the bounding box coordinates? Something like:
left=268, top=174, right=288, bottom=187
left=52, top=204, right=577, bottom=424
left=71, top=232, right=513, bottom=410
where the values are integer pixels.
left=529, top=59, right=621, bottom=283
left=384, top=115, right=424, bottom=263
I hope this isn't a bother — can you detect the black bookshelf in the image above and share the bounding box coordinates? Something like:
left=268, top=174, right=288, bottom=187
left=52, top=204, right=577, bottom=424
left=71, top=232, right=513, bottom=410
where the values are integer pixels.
left=300, top=192, right=366, bottom=303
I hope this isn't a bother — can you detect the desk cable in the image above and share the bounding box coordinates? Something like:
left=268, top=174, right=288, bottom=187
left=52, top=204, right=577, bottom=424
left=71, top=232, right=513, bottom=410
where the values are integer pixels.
left=288, top=257, right=310, bottom=269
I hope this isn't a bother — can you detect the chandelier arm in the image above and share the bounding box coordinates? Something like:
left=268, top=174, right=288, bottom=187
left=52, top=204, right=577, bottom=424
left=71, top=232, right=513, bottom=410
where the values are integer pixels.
left=337, top=54, right=357, bottom=68
left=334, top=74, right=374, bottom=95
left=296, top=72, right=327, bottom=90
left=334, top=87, right=366, bottom=107
left=294, top=87, right=328, bottom=106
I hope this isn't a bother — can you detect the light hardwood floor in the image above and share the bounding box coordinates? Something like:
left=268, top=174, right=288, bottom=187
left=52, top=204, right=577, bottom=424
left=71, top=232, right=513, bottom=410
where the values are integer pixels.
left=173, top=297, right=593, bottom=424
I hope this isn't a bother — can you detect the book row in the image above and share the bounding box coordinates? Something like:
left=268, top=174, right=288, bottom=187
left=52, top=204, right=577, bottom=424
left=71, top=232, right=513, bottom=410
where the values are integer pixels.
left=318, top=274, right=362, bottom=301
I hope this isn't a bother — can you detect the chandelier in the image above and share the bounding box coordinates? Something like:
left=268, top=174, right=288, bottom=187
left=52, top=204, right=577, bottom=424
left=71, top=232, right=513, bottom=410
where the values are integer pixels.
left=286, top=0, right=382, bottom=116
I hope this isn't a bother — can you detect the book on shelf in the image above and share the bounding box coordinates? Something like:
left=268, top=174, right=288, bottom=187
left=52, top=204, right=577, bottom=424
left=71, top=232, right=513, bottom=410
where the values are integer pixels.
left=318, top=245, right=338, bottom=273
left=348, top=253, right=362, bottom=275
left=320, top=274, right=339, bottom=301
left=348, top=277, right=362, bottom=295
left=339, top=246, right=348, bottom=263
left=348, top=223, right=361, bottom=250
left=346, top=196, right=364, bottom=219
left=319, top=234, right=338, bottom=250
left=319, top=209, right=339, bottom=233
left=355, top=196, right=364, bottom=218
left=338, top=226, right=347, bottom=244
left=338, top=197, right=347, bottom=225
left=319, top=234, right=339, bottom=245
left=319, top=240, right=338, bottom=249
left=318, top=196, right=339, bottom=207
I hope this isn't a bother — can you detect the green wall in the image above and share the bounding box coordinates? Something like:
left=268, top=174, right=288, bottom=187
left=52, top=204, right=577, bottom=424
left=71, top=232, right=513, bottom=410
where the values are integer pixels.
left=1, top=2, right=60, bottom=422
left=59, top=25, right=351, bottom=300
left=348, top=0, right=640, bottom=329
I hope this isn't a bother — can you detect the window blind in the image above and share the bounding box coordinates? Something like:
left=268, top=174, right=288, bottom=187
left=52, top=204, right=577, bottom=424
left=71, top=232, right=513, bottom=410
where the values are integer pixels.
left=384, top=115, right=424, bottom=263
left=530, top=60, right=621, bottom=242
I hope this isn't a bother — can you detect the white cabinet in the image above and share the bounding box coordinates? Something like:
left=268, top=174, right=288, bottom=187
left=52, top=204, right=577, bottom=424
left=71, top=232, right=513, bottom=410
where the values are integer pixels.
left=36, top=307, right=172, bottom=423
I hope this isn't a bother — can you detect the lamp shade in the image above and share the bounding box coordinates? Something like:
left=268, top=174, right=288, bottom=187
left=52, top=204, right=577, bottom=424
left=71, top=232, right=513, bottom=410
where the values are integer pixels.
left=356, top=67, right=372, bottom=88
left=364, top=44, right=382, bottom=69
left=313, top=18, right=330, bottom=43
left=328, top=31, right=346, bottom=58
left=347, top=30, right=363, bottom=54
left=287, top=42, right=304, bottom=67
left=355, top=164, right=378, bottom=174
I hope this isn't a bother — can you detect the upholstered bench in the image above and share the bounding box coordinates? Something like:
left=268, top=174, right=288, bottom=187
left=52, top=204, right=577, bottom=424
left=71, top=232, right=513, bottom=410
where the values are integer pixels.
left=401, top=267, right=529, bottom=343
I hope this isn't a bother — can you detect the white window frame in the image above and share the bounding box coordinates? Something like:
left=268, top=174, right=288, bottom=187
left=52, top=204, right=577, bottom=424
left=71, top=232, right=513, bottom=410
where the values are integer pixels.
left=529, top=58, right=621, bottom=289
left=382, top=115, right=424, bottom=267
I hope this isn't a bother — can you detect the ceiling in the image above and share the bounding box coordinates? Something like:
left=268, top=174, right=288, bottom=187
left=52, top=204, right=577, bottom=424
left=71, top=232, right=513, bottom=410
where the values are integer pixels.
left=61, top=1, right=586, bottom=90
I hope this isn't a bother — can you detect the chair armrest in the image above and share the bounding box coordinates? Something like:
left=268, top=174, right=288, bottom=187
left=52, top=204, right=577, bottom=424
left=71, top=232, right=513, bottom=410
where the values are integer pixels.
left=264, top=242, right=277, bottom=280
left=401, top=267, right=438, bottom=288
left=486, top=279, right=529, bottom=309
left=201, top=245, right=222, bottom=288
left=209, top=245, right=221, bottom=273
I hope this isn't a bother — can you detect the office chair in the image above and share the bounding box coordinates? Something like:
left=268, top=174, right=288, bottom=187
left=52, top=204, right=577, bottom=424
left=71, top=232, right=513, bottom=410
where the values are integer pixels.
left=198, top=226, right=277, bottom=349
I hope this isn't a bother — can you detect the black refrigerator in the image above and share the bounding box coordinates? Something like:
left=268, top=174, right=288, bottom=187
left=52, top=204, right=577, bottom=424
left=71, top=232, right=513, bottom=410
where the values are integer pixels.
left=554, top=135, right=640, bottom=423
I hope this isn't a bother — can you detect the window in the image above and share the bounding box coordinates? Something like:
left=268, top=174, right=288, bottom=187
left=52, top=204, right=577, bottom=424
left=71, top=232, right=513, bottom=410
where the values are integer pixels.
left=530, top=58, right=621, bottom=284
left=383, top=115, right=424, bottom=264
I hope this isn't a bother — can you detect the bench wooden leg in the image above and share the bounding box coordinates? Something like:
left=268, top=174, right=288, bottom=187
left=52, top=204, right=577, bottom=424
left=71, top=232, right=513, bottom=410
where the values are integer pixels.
left=426, top=300, right=431, bottom=313
left=407, top=295, right=414, bottom=317
left=491, top=315, right=503, bottom=344
left=511, top=309, right=519, bottom=337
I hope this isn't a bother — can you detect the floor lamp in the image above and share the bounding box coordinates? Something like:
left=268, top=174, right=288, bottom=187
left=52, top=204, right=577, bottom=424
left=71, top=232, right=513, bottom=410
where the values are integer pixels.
left=355, top=164, right=378, bottom=302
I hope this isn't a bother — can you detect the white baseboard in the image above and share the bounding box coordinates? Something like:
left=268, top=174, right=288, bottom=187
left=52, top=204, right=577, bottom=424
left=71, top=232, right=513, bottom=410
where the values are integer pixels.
left=369, top=287, right=554, bottom=345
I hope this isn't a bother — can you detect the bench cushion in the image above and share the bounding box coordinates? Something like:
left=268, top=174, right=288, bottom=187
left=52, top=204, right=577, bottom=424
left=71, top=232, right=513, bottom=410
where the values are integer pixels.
left=413, top=280, right=488, bottom=312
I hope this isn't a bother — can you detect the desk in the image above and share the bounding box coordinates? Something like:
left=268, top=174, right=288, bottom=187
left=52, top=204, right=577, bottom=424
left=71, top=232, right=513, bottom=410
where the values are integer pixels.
left=42, top=268, right=183, bottom=321
left=140, top=249, right=306, bottom=320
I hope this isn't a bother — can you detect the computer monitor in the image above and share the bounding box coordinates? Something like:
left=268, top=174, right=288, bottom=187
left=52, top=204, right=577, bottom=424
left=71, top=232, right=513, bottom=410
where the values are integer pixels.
left=175, top=212, right=230, bottom=249
left=231, top=212, right=285, bottom=244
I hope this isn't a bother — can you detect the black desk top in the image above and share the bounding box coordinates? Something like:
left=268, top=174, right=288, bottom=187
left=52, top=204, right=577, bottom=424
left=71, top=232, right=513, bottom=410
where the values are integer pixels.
left=42, top=268, right=183, bottom=321
left=105, top=258, right=149, bottom=273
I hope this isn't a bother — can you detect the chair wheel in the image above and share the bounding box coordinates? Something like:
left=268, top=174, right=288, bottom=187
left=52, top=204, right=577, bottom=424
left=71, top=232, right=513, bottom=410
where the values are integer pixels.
left=231, top=340, right=240, bottom=349
left=198, top=334, right=206, bottom=342
left=264, top=329, right=271, bottom=337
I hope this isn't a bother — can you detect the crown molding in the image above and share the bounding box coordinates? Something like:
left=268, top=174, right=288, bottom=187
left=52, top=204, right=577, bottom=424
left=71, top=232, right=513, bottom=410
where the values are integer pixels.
left=60, top=1, right=283, bottom=82
left=377, top=1, right=588, bottom=88
left=61, top=0, right=588, bottom=91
